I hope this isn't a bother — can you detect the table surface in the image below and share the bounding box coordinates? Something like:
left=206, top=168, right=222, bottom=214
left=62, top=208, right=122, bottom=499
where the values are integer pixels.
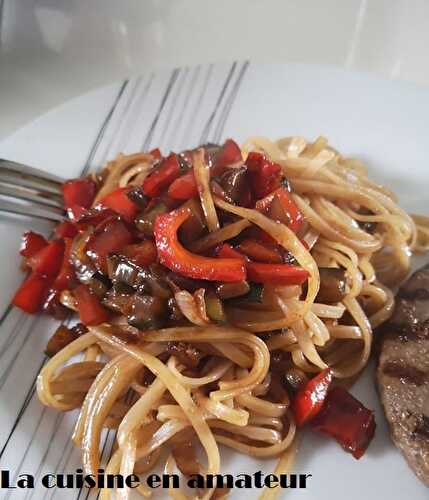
left=1, top=0, right=429, bottom=140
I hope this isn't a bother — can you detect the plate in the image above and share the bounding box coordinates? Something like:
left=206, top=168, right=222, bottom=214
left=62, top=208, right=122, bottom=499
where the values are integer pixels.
left=0, top=62, right=428, bottom=499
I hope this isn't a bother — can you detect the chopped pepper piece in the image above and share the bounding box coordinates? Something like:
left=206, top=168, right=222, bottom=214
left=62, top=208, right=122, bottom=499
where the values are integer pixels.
left=215, top=139, right=242, bottom=170
left=291, top=369, right=333, bottom=427
left=246, top=261, right=309, bottom=285
left=62, top=178, right=96, bottom=220
left=28, top=240, right=65, bottom=278
left=168, top=171, right=198, bottom=200
left=310, top=386, right=376, bottom=459
left=149, top=147, right=162, bottom=159
left=217, top=243, right=308, bottom=285
left=256, top=187, right=304, bottom=234
left=154, top=208, right=246, bottom=282
left=74, top=284, right=111, bottom=326
left=12, top=272, right=52, bottom=314
left=86, top=217, right=134, bottom=273
left=245, top=152, right=282, bottom=199
left=143, top=153, right=181, bottom=197
left=54, top=220, right=78, bottom=239
left=238, top=239, right=283, bottom=263
left=53, top=238, right=76, bottom=290
left=121, top=240, right=158, bottom=267
left=98, top=187, right=140, bottom=222
left=19, top=231, right=48, bottom=258
left=216, top=243, right=247, bottom=261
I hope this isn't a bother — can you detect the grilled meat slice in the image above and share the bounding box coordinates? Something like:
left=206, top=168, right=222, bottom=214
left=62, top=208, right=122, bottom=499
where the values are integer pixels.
left=377, top=264, right=429, bottom=486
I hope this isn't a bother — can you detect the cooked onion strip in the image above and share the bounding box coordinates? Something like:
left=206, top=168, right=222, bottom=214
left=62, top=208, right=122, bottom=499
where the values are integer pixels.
left=94, top=152, right=154, bottom=202
left=190, top=219, right=251, bottom=253
left=193, top=148, right=220, bottom=232
left=174, top=289, right=209, bottom=326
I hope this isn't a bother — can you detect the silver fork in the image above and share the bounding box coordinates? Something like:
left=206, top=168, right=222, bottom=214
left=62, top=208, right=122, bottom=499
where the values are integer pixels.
left=0, top=159, right=66, bottom=221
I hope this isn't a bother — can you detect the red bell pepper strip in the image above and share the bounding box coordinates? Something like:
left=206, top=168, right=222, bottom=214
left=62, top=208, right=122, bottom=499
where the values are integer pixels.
left=27, top=239, right=65, bottom=278
left=291, top=369, right=333, bottom=427
left=217, top=243, right=307, bottom=285
left=149, top=147, right=162, bottom=160
left=238, top=239, right=283, bottom=264
left=121, top=240, right=158, bottom=267
left=53, top=238, right=76, bottom=290
left=54, top=220, right=78, bottom=239
left=154, top=208, right=246, bottom=282
left=19, top=231, right=48, bottom=258
left=216, top=243, right=247, bottom=261
left=246, top=261, right=309, bottom=285
left=143, top=153, right=181, bottom=198
left=168, top=171, right=198, bottom=200
left=245, top=152, right=282, bottom=199
left=98, top=187, right=139, bottom=222
left=310, top=386, right=376, bottom=459
left=86, top=218, right=134, bottom=273
left=12, top=272, right=52, bottom=314
left=256, top=187, right=304, bottom=233
left=74, top=284, right=111, bottom=326
left=62, top=178, right=96, bottom=220
left=215, top=139, right=242, bottom=169
left=68, top=205, right=87, bottom=221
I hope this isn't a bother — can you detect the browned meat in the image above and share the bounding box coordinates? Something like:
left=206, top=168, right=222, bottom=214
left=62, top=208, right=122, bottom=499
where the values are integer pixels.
left=377, top=263, right=429, bottom=486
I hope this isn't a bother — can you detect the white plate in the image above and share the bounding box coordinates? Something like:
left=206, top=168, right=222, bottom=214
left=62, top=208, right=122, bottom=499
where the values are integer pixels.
left=0, top=62, right=428, bottom=500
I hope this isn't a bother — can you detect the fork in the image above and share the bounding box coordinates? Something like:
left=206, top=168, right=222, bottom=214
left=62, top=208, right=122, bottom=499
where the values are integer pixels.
left=0, top=159, right=66, bottom=221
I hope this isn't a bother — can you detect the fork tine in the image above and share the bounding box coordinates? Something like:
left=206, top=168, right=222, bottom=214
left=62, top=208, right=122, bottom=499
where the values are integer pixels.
left=0, top=198, right=65, bottom=222
left=0, top=183, right=63, bottom=208
left=0, top=159, right=63, bottom=196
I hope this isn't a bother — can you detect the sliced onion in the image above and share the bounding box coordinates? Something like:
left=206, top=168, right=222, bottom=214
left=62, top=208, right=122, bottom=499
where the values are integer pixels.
left=193, top=148, right=220, bottom=232
left=174, top=288, right=209, bottom=326
left=119, top=162, right=153, bottom=187
left=94, top=152, right=154, bottom=203
left=194, top=288, right=209, bottom=322
left=190, top=219, right=251, bottom=253
left=213, top=196, right=319, bottom=315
